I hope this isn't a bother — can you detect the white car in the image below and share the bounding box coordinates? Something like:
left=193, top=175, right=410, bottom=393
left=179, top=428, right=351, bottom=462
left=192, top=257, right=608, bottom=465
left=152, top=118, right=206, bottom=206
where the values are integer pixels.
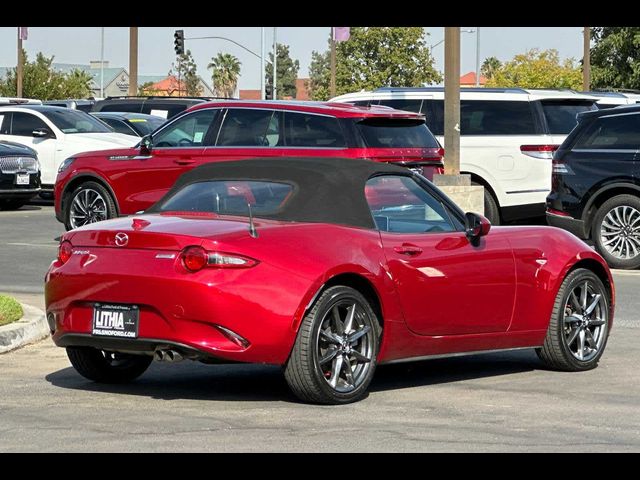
left=583, top=91, right=636, bottom=109
left=331, top=87, right=598, bottom=224
left=0, top=105, right=138, bottom=195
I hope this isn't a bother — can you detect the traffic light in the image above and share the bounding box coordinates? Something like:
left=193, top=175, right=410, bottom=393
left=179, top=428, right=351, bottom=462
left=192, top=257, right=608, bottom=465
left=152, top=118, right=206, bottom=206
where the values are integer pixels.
left=174, top=30, right=185, bottom=55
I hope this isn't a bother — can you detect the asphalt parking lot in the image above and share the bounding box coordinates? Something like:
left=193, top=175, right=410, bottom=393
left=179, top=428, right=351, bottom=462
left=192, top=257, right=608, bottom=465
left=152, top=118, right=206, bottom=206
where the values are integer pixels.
left=1, top=205, right=639, bottom=452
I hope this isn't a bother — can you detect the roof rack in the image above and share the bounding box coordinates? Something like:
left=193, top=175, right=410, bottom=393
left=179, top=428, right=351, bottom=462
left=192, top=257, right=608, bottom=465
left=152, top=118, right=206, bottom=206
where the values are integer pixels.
left=373, top=86, right=530, bottom=94
left=103, top=95, right=235, bottom=101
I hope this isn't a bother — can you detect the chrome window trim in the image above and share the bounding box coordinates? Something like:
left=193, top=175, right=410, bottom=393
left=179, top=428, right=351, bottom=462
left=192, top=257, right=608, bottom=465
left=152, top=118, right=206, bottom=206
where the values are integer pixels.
left=571, top=148, right=639, bottom=154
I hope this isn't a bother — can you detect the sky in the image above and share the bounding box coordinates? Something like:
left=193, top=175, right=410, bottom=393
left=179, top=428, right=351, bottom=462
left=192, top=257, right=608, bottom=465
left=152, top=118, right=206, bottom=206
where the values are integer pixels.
left=0, top=27, right=585, bottom=91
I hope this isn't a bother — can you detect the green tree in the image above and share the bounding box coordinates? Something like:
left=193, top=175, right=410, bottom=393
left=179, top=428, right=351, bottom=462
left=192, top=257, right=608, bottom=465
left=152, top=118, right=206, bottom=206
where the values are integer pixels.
left=591, top=27, right=640, bottom=90
left=265, top=43, right=300, bottom=99
left=486, top=49, right=582, bottom=90
left=208, top=53, right=242, bottom=98
left=481, top=56, right=502, bottom=80
left=309, top=27, right=442, bottom=101
left=0, top=50, right=93, bottom=99
left=168, top=49, right=202, bottom=96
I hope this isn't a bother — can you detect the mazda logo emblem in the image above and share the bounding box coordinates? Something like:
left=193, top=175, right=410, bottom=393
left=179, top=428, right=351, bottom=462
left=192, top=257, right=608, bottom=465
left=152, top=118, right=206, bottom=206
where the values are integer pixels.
left=114, top=232, right=129, bottom=247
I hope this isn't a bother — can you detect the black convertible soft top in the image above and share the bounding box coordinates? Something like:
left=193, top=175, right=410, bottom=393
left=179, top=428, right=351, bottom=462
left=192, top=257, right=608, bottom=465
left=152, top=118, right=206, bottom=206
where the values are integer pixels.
left=148, top=157, right=411, bottom=229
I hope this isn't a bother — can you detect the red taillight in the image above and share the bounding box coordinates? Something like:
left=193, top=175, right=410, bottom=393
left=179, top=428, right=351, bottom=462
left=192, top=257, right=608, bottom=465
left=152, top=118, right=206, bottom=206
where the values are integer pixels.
left=520, top=144, right=559, bottom=159
left=180, top=246, right=259, bottom=273
left=181, top=246, right=208, bottom=272
left=58, top=241, right=73, bottom=264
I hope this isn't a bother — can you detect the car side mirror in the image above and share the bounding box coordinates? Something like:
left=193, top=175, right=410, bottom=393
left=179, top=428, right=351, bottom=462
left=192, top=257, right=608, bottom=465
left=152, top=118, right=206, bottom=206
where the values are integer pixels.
left=465, top=212, right=491, bottom=246
left=140, top=134, right=153, bottom=155
left=33, top=128, right=53, bottom=139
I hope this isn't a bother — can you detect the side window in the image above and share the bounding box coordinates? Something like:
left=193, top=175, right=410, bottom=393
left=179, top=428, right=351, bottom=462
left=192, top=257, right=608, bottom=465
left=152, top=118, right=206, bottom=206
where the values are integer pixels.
left=377, top=99, right=423, bottom=113
left=460, top=100, right=536, bottom=135
left=10, top=112, right=49, bottom=136
left=216, top=109, right=279, bottom=147
left=426, top=100, right=444, bottom=136
left=153, top=109, right=218, bottom=148
left=283, top=112, right=346, bottom=147
left=573, top=114, right=640, bottom=150
left=351, top=100, right=374, bottom=107
left=365, top=175, right=461, bottom=233
left=0, top=113, right=11, bottom=135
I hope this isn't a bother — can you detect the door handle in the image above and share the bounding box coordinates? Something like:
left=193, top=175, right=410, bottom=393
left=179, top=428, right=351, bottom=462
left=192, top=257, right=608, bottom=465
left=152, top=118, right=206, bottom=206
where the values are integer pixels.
left=174, top=159, right=195, bottom=166
left=394, top=244, right=423, bottom=256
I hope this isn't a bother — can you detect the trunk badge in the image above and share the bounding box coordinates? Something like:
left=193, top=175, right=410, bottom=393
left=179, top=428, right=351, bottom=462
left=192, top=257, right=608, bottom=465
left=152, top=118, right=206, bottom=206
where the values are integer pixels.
left=114, top=232, right=129, bottom=247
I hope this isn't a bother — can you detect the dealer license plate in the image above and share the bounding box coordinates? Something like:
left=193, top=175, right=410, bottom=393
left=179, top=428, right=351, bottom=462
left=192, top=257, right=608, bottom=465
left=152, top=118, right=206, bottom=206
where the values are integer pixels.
left=16, top=173, right=29, bottom=185
left=92, top=304, right=139, bottom=338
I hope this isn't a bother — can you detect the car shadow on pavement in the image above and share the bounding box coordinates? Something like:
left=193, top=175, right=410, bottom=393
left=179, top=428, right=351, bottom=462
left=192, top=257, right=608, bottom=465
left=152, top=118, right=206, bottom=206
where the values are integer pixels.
left=46, top=349, right=541, bottom=403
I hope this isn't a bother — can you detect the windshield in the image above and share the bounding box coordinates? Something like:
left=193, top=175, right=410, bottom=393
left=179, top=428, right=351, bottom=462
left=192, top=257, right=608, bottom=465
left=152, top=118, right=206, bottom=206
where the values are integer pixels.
left=356, top=118, right=439, bottom=148
left=129, top=117, right=166, bottom=135
left=540, top=100, right=597, bottom=135
left=158, top=180, right=294, bottom=216
left=40, top=109, right=112, bottom=134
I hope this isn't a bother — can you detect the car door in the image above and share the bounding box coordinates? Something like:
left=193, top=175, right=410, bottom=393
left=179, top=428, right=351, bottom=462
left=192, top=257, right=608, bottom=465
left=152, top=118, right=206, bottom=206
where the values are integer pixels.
left=110, top=108, right=220, bottom=214
left=365, top=174, right=516, bottom=336
left=0, top=111, right=59, bottom=186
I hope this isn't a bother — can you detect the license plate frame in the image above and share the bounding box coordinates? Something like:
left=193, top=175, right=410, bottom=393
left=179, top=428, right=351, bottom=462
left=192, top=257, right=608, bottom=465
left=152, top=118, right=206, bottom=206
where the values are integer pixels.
left=15, top=173, right=30, bottom=185
left=92, top=303, right=139, bottom=339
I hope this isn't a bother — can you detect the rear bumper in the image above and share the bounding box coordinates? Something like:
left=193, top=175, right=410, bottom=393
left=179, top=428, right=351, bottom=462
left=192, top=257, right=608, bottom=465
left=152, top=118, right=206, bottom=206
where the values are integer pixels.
left=501, top=202, right=546, bottom=221
left=546, top=211, right=588, bottom=239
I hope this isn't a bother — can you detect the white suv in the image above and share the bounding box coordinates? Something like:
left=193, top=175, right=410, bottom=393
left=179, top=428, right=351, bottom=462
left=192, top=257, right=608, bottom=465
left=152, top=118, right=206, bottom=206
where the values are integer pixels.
left=0, top=105, right=138, bottom=196
left=331, top=87, right=597, bottom=224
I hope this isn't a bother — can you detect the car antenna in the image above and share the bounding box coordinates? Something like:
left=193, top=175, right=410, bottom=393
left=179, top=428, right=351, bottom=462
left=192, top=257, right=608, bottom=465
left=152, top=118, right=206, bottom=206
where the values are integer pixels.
left=247, top=203, right=258, bottom=238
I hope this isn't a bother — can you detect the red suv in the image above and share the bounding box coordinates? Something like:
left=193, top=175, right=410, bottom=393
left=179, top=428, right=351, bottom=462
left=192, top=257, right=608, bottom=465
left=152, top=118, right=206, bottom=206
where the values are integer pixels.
left=55, top=100, right=443, bottom=230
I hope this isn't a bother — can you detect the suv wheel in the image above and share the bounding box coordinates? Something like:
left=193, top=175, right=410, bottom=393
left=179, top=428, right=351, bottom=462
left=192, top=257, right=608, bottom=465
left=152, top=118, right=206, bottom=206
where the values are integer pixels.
left=472, top=182, right=500, bottom=225
left=65, top=181, right=117, bottom=231
left=592, top=194, right=640, bottom=269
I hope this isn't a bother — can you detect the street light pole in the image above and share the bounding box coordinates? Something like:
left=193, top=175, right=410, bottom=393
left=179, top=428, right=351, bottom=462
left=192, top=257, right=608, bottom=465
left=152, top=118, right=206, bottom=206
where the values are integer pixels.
left=260, top=27, right=265, bottom=100
left=330, top=27, right=336, bottom=98
left=16, top=28, right=23, bottom=98
left=100, top=27, right=105, bottom=98
left=444, top=26, right=461, bottom=175
left=475, top=27, right=481, bottom=87
left=129, top=27, right=138, bottom=96
left=273, top=27, right=277, bottom=100
left=583, top=26, right=591, bottom=91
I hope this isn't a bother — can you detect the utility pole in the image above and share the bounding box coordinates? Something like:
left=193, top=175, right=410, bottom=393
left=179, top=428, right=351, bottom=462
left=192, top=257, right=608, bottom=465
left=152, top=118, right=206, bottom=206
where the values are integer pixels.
left=100, top=27, right=105, bottom=98
left=475, top=27, right=481, bottom=87
left=330, top=27, right=336, bottom=98
left=583, top=26, right=591, bottom=91
left=16, top=28, right=23, bottom=98
left=129, top=27, right=138, bottom=96
left=260, top=27, right=265, bottom=100
left=272, top=27, right=277, bottom=100
left=444, top=27, right=461, bottom=175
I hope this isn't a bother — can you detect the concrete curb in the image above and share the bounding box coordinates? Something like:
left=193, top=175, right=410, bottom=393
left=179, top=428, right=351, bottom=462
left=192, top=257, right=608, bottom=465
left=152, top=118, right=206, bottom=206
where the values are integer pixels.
left=0, top=303, right=49, bottom=354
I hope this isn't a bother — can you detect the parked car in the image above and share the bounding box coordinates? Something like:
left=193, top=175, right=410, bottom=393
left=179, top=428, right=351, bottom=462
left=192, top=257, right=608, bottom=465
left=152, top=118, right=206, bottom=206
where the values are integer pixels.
left=91, top=112, right=166, bottom=137
left=582, top=91, right=635, bottom=109
left=0, top=140, right=41, bottom=210
left=54, top=100, right=445, bottom=230
left=43, top=99, right=95, bottom=112
left=0, top=97, right=41, bottom=105
left=45, top=157, right=614, bottom=404
left=91, top=96, right=213, bottom=120
left=0, top=105, right=139, bottom=196
left=331, top=87, right=598, bottom=224
left=547, top=104, right=640, bottom=269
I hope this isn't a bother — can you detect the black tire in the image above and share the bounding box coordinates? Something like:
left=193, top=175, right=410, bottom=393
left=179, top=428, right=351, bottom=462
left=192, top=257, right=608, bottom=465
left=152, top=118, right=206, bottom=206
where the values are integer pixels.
left=536, top=268, right=610, bottom=372
left=0, top=199, right=26, bottom=210
left=473, top=181, right=500, bottom=225
left=284, top=286, right=381, bottom=404
left=66, top=347, right=152, bottom=383
left=591, top=194, right=640, bottom=269
left=64, top=181, right=117, bottom=231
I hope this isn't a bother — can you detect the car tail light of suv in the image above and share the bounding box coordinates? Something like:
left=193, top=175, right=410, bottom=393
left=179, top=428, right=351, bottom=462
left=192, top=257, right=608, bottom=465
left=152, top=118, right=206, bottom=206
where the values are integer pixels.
left=370, top=147, right=445, bottom=180
left=520, top=144, right=559, bottom=160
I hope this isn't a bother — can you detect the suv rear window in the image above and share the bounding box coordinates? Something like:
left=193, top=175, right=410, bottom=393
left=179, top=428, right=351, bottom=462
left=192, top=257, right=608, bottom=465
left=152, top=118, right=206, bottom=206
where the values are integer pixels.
left=573, top=113, right=640, bottom=150
left=540, top=100, right=596, bottom=135
left=355, top=118, right=439, bottom=148
left=158, top=180, right=294, bottom=216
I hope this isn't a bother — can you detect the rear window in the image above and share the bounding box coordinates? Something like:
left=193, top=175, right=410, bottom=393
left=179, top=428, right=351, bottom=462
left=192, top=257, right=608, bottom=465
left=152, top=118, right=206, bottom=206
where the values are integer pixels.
left=96, top=102, right=143, bottom=114
left=356, top=118, right=439, bottom=148
left=540, top=100, right=596, bottom=134
left=460, top=100, right=536, bottom=135
left=573, top=113, right=640, bottom=150
left=158, top=180, right=294, bottom=216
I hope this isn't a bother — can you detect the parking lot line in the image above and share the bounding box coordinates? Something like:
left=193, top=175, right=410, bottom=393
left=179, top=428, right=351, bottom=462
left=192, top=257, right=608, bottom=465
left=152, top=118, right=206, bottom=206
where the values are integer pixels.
left=6, top=242, right=58, bottom=248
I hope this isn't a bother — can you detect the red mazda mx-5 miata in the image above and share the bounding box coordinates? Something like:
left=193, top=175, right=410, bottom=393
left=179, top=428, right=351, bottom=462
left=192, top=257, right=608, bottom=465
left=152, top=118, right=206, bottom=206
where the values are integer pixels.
left=45, top=157, right=615, bottom=404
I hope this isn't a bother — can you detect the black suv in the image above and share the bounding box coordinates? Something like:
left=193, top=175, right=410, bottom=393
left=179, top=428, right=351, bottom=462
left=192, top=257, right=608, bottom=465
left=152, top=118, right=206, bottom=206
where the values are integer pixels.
left=91, top=96, right=216, bottom=120
left=0, top=141, right=41, bottom=210
left=546, top=104, right=640, bottom=269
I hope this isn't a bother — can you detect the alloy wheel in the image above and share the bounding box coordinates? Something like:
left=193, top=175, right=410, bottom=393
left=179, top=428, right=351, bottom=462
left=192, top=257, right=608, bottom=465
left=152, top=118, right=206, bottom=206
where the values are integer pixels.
left=69, top=188, right=108, bottom=229
left=562, top=280, right=608, bottom=362
left=599, top=205, right=640, bottom=260
left=315, top=299, right=375, bottom=393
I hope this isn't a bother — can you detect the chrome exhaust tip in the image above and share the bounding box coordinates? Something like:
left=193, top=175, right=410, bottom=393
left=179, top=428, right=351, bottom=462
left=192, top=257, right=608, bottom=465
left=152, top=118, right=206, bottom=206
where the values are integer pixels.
left=154, top=350, right=165, bottom=362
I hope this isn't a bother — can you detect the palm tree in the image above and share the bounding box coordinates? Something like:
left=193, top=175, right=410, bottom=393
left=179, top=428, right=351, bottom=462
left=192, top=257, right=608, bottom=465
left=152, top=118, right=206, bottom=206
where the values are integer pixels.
left=208, top=53, right=242, bottom=98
